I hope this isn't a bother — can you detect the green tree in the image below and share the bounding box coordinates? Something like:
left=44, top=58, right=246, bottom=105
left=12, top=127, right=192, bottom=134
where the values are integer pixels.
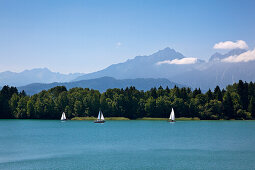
left=206, top=89, right=213, bottom=102
left=237, top=80, right=249, bottom=110
left=16, top=96, right=29, bottom=118
left=0, top=86, right=18, bottom=118
left=236, top=109, right=252, bottom=120
left=74, top=100, right=83, bottom=117
left=193, top=88, right=201, bottom=98
left=27, top=98, right=35, bottom=118
left=248, top=97, right=255, bottom=118
left=223, top=92, right=234, bottom=119
left=145, top=97, right=156, bottom=117
left=49, top=86, right=67, bottom=97
left=156, top=96, right=171, bottom=118
left=9, top=93, right=20, bottom=118
left=65, top=105, right=72, bottom=118
left=203, top=100, right=222, bottom=120
left=214, top=86, right=223, bottom=101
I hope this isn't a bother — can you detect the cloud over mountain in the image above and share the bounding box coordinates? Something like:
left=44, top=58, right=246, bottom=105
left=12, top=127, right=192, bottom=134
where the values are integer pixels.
left=156, top=57, right=198, bottom=65
left=222, top=48, right=255, bottom=63
left=214, top=40, right=248, bottom=50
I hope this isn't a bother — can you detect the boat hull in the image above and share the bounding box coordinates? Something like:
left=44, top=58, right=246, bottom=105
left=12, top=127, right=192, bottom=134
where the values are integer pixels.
left=94, top=120, right=105, bottom=123
left=168, top=120, right=176, bottom=122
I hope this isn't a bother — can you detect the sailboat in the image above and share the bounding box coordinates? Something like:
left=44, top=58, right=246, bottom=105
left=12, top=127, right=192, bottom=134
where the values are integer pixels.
left=61, top=112, right=67, bottom=121
left=94, top=110, right=105, bottom=123
left=168, top=108, right=175, bottom=122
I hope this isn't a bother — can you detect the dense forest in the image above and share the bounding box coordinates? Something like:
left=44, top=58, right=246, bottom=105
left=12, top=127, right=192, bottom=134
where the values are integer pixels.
left=0, top=80, right=255, bottom=120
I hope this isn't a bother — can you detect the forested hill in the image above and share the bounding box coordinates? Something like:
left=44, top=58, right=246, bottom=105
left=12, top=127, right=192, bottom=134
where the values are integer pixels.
left=17, top=77, right=183, bottom=95
left=0, top=80, right=255, bottom=120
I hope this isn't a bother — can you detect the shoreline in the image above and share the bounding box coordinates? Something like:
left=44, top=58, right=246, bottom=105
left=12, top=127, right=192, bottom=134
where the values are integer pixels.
left=1, top=117, right=254, bottom=121
left=71, top=117, right=200, bottom=121
left=137, top=117, right=200, bottom=121
left=70, top=117, right=255, bottom=121
left=71, top=117, right=130, bottom=120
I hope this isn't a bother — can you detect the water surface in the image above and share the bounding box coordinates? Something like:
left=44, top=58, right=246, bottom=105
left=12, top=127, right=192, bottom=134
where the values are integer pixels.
left=0, top=120, right=255, bottom=169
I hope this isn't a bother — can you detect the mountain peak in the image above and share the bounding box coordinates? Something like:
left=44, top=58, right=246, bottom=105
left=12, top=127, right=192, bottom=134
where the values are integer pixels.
left=159, top=47, right=176, bottom=52
left=147, top=47, right=185, bottom=62
left=22, top=67, right=52, bottom=73
left=130, top=47, right=185, bottom=63
left=152, top=47, right=177, bottom=56
left=226, top=48, right=247, bottom=56
left=209, top=48, right=247, bottom=62
left=74, top=47, right=188, bottom=81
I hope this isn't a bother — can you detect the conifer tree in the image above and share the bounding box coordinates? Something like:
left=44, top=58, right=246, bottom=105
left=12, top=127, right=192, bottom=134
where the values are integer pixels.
left=248, top=97, right=255, bottom=118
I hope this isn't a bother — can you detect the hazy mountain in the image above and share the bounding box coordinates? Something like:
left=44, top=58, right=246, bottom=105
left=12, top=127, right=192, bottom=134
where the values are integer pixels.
left=2, top=47, right=254, bottom=91
left=74, top=48, right=254, bottom=90
left=171, top=61, right=255, bottom=90
left=168, top=49, right=255, bottom=89
left=0, top=68, right=84, bottom=87
left=74, top=47, right=201, bottom=81
left=18, top=77, right=183, bottom=95
left=209, top=49, right=247, bottom=62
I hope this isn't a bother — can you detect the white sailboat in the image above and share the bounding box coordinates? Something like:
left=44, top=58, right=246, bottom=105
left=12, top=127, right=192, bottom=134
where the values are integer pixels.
left=94, top=110, right=105, bottom=123
left=61, top=112, right=67, bottom=121
left=168, top=108, right=175, bottom=122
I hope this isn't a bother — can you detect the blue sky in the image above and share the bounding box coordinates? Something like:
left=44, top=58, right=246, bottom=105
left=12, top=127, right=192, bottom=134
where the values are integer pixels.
left=0, top=0, right=255, bottom=73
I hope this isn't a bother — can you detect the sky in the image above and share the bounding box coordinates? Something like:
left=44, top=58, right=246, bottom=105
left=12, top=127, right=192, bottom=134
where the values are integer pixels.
left=0, top=0, right=255, bottom=74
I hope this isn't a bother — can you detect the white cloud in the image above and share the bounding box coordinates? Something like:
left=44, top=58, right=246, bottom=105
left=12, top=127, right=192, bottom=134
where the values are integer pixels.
left=222, top=48, right=255, bottom=63
left=214, top=40, right=248, bottom=50
left=156, top=57, right=198, bottom=65
left=116, top=42, right=122, bottom=47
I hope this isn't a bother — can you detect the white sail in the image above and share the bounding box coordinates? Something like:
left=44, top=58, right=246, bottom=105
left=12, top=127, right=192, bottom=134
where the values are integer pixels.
left=170, top=108, right=175, bottom=121
left=169, top=112, right=172, bottom=120
left=61, top=112, right=66, bottom=120
left=101, top=112, right=104, bottom=120
left=97, top=111, right=101, bottom=120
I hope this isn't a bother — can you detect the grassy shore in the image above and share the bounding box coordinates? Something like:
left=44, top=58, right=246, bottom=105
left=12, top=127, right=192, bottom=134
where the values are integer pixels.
left=71, top=117, right=96, bottom=120
left=71, top=117, right=129, bottom=120
left=176, top=117, right=200, bottom=120
left=136, top=117, right=168, bottom=120
left=105, top=117, right=130, bottom=120
left=137, top=117, right=200, bottom=120
left=71, top=116, right=200, bottom=121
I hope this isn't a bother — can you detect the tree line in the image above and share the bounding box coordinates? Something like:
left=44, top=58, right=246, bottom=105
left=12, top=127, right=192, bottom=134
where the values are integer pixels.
left=0, top=80, right=255, bottom=120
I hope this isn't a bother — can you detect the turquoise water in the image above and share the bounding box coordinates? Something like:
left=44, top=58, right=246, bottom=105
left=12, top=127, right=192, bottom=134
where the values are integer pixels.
left=0, top=120, right=255, bottom=170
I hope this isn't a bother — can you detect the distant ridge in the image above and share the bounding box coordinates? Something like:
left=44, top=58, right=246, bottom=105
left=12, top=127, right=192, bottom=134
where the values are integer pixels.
left=209, top=48, right=247, bottom=62
left=0, top=68, right=84, bottom=87
left=1, top=47, right=255, bottom=90
left=18, top=77, right=184, bottom=95
left=73, top=47, right=255, bottom=90
left=73, top=47, right=192, bottom=81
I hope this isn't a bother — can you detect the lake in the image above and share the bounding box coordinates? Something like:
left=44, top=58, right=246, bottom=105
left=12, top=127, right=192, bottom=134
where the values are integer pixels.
left=0, top=120, right=255, bottom=170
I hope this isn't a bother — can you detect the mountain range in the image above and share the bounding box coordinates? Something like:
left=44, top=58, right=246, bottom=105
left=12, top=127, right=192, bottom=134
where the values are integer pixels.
left=1, top=47, right=255, bottom=93
left=18, top=77, right=182, bottom=95
left=74, top=48, right=205, bottom=81
left=74, top=47, right=255, bottom=90
left=0, top=68, right=83, bottom=87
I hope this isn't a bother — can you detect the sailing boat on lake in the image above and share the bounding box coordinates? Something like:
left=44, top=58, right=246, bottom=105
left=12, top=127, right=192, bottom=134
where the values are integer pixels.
left=94, top=110, right=105, bottom=123
left=168, top=108, right=175, bottom=122
left=61, top=112, right=67, bottom=121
